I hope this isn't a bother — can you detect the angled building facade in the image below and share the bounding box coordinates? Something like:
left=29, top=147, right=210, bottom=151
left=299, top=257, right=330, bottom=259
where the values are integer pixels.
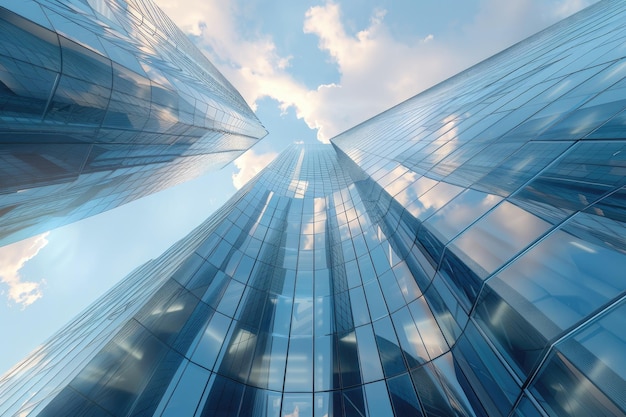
left=0, top=0, right=267, bottom=246
left=1, top=1, right=626, bottom=416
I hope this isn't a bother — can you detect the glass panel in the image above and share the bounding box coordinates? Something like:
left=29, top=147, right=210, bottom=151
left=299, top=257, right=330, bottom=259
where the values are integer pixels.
left=441, top=201, right=551, bottom=309
left=387, top=373, right=424, bottom=417
left=67, top=320, right=174, bottom=416
left=349, top=287, right=370, bottom=326
left=407, top=297, right=448, bottom=359
left=448, top=201, right=551, bottom=279
left=475, top=141, right=572, bottom=196
left=161, top=362, right=210, bottom=416
left=476, top=214, right=626, bottom=378
left=314, top=392, right=331, bottom=417
left=314, top=335, right=333, bottom=391
left=343, top=386, right=367, bottom=417
left=285, top=337, right=313, bottom=392
left=355, top=325, right=383, bottom=383
left=432, top=352, right=487, bottom=416
left=411, top=364, right=458, bottom=417
left=405, top=181, right=463, bottom=220
left=453, top=322, right=520, bottom=416
left=337, top=331, right=362, bottom=388
left=419, top=189, right=502, bottom=262
left=512, top=141, right=626, bottom=223
left=530, top=301, right=626, bottom=417
left=512, top=394, right=544, bottom=417
left=238, top=385, right=281, bottom=417
left=217, top=279, right=245, bottom=318
left=266, top=335, right=289, bottom=392
left=378, top=269, right=406, bottom=313
left=363, top=280, right=388, bottom=321
left=364, top=381, right=394, bottom=417
left=187, top=261, right=219, bottom=297
left=373, top=317, right=407, bottom=377
left=192, top=312, right=231, bottom=370
left=291, top=298, right=313, bottom=336
left=393, top=261, right=422, bottom=302
left=200, top=374, right=244, bottom=416
left=282, top=393, right=312, bottom=417
left=391, top=307, right=428, bottom=369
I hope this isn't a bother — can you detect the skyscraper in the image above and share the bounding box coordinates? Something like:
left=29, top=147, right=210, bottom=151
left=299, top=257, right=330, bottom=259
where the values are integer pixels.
left=0, top=0, right=267, bottom=246
left=2, top=1, right=626, bottom=416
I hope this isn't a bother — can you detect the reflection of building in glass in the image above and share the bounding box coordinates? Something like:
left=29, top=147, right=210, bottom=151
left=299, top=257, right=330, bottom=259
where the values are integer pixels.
left=2, top=1, right=626, bottom=416
left=0, top=1, right=267, bottom=246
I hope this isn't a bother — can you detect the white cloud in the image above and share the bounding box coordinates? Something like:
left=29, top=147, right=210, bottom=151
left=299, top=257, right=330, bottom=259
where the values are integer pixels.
left=232, top=149, right=278, bottom=190
left=153, top=0, right=598, bottom=143
left=553, top=0, right=598, bottom=18
left=0, top=232, right=49, bottom=308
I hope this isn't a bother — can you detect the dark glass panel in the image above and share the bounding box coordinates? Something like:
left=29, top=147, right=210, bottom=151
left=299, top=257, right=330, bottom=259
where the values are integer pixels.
left=238, top=385, right=281, bottom=417
left=531, top=301, right=626, bottom=417
left=342, top=386, right=367, bottom=417
left=453, top=322, right=519, bottom=416
left=67, top=320, right=174, bottom=416
left=373, top=316, right=407, bottom=377
left=387, top=373, right=425, bottom=417
left=411, top=364, right=458, bottom=417
left=337, top=331, right=362, bottom=388
left=476, top=217, right=626, bottom=378
left=531, top=351, right=625, bottom=417
left=0, top=7, right=60, bottom=119
left=511, top=141, right=626, bottom=223
left=200, top=374, right=245, bottom=417
left=38, top=386, right=112, bottom=417
left=0, top=143, right=90, bottom=191
left=156, top=361, right=209, bottom=416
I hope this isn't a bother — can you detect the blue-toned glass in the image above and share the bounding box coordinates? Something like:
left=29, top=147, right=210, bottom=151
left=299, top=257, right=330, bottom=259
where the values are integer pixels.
left=418, top=188, right=502, bottom=263
left=475, top=211, right=626, bottom=378
left=530, top=300, right=626, bottom=417
left=373, top=316, right=407, bottom=377
left=6, top=1, right=626, bottom=415
left=512, top=141, right=626, bottom=223
left=355, top=325, right=384, bottom=383
left=160, top=362, right=210, bottom=416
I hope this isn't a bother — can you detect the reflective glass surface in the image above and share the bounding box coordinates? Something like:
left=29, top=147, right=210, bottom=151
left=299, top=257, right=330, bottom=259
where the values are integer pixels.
left=2, top=1, right=626, bottom=416
left=0, top=0, right=267, bottom=246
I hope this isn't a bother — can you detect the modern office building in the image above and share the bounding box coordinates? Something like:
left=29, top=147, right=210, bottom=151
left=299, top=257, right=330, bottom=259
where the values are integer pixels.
left=1, top=0, right=626, bottom=416
left=0, top=0, right=267, bottom=246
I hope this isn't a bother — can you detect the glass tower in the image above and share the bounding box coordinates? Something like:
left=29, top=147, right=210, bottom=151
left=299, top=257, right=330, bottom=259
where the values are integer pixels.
left=2, top=1, right=626, bottom=416
left=0, top=0, right=267, bottom=246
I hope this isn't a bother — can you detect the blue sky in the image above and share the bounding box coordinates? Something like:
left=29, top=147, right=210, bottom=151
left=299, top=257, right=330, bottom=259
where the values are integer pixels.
left=0, top=0, right=597, bottom=375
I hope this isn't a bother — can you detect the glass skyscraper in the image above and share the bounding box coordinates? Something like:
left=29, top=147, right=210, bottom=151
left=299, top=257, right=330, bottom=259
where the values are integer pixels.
left=0, top=0, right=267, bottom=246
left=1, top=1, right=626, bottom=416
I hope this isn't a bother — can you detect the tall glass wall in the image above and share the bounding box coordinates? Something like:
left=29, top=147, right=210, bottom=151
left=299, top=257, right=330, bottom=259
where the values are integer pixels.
left=0, top=0, right=267, bottom=246
left=1, top=1, right=625, bottom=416
left=332, top=1, right=626, bottom=415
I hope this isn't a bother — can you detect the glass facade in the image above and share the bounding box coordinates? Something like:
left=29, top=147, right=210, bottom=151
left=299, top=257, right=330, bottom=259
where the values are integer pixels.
left=2, top=1, right=626, bottom=416
left=0, top=0, right=267, bottom=246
